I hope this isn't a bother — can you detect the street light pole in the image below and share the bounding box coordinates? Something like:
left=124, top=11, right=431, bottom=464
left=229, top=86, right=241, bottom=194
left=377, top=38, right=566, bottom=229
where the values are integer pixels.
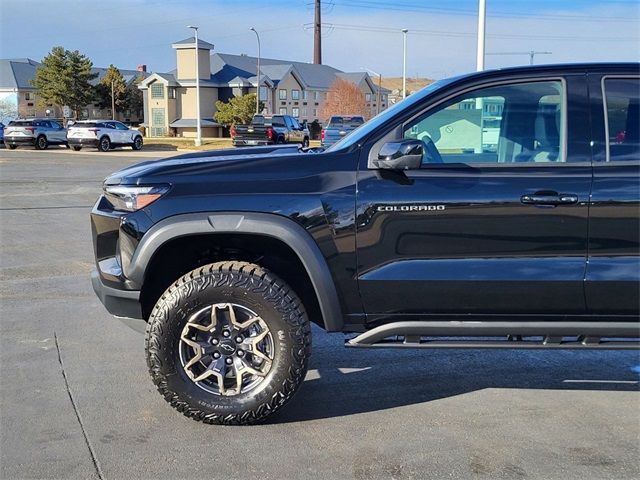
left=402, top=29, right=408, bottom=99
left=250, top=27, right=261, bottom=114
left=188, top=25, right=202, bottom=146
left=476, top=0, right=486, bottom=71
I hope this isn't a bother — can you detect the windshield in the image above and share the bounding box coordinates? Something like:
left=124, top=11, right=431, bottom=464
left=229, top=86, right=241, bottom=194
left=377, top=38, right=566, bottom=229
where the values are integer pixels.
left=325, top=79, right=452, bottom=152
left=327, top=116, right=365, bottom=128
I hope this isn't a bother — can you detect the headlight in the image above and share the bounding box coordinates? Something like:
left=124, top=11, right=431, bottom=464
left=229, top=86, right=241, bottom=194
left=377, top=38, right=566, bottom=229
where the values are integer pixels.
left=104, top=184, right=170, bottom=212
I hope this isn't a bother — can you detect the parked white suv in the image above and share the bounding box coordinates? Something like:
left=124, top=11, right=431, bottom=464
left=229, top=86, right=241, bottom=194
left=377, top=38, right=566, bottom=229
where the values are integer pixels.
left=67, top=120, right=143, bottom=152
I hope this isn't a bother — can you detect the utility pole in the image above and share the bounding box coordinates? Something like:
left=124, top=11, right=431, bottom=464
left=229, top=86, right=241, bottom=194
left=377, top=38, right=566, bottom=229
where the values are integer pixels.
left=111, top=80, right=115, bottom=120
left=188, top=25, right=202, bottom=146
left=476, top=0, right=486, bottom=71
left=402, top=29, right=408, bottom=99
left=314, top=0, right=322, bottom=64
left=250, top=27, right=261, bottom=114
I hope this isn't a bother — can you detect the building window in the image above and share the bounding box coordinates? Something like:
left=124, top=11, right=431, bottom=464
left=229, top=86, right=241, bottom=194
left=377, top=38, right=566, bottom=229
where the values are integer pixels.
left=302, top=90, right=308, bottom=100
left=313, top=91, right=319, bottom=101
left=291, top=89, right=300, bottom=100
left=292, top=107, right=299, bottom=118
left=279, top=107, right=287, bottom=115
left=365, top=93, right=372, bottom=102
left=302, top=107, right=308, bottom=117
left=279, top=89, right=287, bottom=100
left=259, top=86, right=268, bottom=101
left=312, top=108, right=317, bottom=117
left=168, top=87, right=176, bottom=99
left=25, top=92, right=32, bottom=100
left=151, top=84, right=164, bottom=99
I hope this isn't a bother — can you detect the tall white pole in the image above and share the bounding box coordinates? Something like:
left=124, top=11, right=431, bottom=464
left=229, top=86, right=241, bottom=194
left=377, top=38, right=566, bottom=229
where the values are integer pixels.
left=402, top=29, right=408, bottom=99
left=476, top=0, right=486, bottom=71
left=188, top=25, right=202, bottom=146
left=250, top=27, right=261, bottom=114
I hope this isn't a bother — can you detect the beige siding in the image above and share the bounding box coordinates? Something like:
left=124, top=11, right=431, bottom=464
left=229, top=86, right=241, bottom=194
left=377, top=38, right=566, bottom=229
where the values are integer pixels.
left=176, top=48, right=211, bottom=80
left=178, top=86, right=218, bottom=119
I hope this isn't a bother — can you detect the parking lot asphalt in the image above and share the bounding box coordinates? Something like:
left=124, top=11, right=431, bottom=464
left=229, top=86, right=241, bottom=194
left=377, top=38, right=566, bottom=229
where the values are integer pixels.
left=1, top=147, right=639, bottom=480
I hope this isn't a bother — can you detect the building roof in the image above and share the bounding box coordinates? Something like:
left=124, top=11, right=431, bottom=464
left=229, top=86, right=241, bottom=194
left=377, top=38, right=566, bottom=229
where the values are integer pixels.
left=0, top=57, right=149, bottom=90
left=210, top=53, right=346, bottom=90
left=172, top=37, right=216, bottom=50
left=169, top=118, right=220, bottom=128
left=0, top=58, right=40, bottom=89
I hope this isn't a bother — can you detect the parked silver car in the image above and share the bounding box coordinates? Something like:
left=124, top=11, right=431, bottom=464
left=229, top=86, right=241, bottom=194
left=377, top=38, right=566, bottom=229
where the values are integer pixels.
left=3, top=119, right=68, bottom=150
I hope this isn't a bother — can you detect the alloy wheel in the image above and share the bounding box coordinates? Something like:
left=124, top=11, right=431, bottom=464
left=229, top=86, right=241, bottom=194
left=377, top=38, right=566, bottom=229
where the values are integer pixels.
left=179, top=303, right=274, bottom=396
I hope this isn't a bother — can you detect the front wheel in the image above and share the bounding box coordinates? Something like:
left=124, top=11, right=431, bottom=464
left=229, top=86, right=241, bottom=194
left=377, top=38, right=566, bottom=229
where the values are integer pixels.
left=72, top=146, right=82, bottom=151
left=132, top=136, right=143, bottom=150
left=98, top=136, right=111, bottom=152
left=8, top=144, right=17, bottom=150
left=302, top=137, right=310, bottom=148
left=146, top=261, right=311, bottom=425
left=35, top=135, right=48, bottom=150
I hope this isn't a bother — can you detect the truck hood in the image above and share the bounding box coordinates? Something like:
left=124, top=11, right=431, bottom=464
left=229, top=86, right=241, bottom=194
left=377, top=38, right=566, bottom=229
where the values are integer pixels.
left=104, top=144, right=311, bottom=185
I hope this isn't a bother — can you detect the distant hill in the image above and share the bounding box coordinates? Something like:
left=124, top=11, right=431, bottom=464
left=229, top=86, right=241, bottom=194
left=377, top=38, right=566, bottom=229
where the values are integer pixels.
left=380, top=77, right=434, bottom=94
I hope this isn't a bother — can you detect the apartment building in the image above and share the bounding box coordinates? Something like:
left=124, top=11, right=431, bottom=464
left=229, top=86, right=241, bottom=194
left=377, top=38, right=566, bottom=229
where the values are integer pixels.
left=138, top=37, right=390, bottom=138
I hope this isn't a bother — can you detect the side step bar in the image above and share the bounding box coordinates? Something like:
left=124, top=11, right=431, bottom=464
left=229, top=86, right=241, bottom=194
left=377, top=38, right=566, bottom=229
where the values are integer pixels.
left=345, top=321, right=640, bottom=350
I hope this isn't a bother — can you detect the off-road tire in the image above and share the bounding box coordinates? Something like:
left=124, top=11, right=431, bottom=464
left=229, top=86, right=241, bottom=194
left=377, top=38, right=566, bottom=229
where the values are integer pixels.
left=145, top=261, right=311, bottom=425
left=8, top=144, right=17, bottom=150
left=35, top=135, right=48, bottom=150
left=98, top=136, right=111, bottom=152
left=72, top=146, right=82, bottom=151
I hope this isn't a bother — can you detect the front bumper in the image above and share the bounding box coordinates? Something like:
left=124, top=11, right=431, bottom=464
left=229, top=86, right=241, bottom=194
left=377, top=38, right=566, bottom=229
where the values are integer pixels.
left=91, top=270, right=146, bottom=332
left=4, top=137, right=35, bottom=146
left=68, top=137, right=99, bottom=147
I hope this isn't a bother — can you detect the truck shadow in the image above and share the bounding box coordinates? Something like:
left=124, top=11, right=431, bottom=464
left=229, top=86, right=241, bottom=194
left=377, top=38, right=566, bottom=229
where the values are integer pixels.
left=269, top=328, right=640, bottom=424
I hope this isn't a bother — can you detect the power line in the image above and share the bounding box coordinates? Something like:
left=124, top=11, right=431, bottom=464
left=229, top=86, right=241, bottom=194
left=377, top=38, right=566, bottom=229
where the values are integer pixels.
left=303, top=22, right=639, bottom=42
left=328, top=0, right=640, bottom=22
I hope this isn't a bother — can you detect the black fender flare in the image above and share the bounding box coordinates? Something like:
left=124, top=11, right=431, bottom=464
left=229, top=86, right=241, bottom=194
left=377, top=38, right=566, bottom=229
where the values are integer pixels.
left=125, top=212, right=343, bottom=331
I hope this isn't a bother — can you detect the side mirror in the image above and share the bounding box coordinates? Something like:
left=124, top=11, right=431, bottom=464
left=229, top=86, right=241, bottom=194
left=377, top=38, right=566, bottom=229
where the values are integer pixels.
left=371, top=139, right=424, bottom=170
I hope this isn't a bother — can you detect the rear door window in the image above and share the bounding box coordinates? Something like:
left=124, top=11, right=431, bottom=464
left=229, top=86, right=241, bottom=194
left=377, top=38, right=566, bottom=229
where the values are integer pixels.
left=603, top=78, right=640, bottom=162
left=9, top=120, right=33, bottom=126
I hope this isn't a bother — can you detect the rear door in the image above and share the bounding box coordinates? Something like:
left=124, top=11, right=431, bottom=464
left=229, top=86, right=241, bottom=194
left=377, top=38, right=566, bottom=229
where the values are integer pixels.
left=355, top=74, right=593, bottom=320
left=586, top=71, right=640, bottom=315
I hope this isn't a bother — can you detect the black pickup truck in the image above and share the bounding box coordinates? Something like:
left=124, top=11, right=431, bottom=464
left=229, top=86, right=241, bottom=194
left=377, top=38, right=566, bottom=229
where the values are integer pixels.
left=91, top=63, right=639, bottom=425
left=231, top=114, right=310, bottom=147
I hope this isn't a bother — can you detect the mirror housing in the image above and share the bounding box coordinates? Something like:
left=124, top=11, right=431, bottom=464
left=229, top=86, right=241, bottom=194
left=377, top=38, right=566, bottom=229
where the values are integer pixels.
left=371, top=139, right=424, bottom=170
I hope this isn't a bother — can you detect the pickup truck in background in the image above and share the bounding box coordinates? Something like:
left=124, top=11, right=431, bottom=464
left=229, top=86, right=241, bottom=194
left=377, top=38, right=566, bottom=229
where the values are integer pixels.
left=231, top=114, right=310, bottom=147
left=321, top=115, right=365, bottom=147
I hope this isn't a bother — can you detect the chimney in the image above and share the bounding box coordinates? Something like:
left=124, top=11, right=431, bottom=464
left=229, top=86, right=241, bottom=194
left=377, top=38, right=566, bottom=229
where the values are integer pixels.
left=137, top=64, right=147, bottom=73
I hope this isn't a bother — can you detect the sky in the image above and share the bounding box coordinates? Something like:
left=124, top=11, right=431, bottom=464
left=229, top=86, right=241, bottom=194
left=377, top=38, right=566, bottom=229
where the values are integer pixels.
left=1, top=0, right=639, bottom=79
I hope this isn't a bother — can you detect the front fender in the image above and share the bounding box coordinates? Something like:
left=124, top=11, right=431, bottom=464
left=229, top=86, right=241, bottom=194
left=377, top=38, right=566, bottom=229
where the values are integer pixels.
left=125, top=212, right=344, bottom=332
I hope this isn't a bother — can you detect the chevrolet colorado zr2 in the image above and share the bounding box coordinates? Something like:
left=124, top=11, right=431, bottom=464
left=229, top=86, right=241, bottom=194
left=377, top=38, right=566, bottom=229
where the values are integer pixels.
left=91, top=64, right=640, bottom=425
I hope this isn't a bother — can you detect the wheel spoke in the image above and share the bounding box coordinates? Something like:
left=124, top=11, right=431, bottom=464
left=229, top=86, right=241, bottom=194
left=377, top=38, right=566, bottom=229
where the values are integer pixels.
left=228, top=303, right=261, bottom=331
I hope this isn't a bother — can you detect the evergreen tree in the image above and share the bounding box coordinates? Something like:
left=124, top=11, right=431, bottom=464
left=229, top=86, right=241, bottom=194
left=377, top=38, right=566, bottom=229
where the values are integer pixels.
left=32, top=47, right=97, bottom=119
left=214, top=93, right=263, bottom=126
left=96, top=64, right=127, bottom=113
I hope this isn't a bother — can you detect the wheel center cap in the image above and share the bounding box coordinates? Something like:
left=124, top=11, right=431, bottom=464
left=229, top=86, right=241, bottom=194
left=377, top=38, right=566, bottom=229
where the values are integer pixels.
left=218, top=340, right=237, bottom=355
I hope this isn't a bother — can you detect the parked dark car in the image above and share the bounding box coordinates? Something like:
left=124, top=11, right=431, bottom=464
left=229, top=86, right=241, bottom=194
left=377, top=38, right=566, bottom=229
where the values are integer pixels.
left=231, top=114, right=309, bottom=147
left=91, top=63, right=639, bottom=425
left=0, top=122, right=4, bottom=144
left=321, top=115, right=365, bottom=147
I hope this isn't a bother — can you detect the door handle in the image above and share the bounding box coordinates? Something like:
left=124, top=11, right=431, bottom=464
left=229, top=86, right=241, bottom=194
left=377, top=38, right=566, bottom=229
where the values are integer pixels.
left=521, top=193, right=579, bottom=206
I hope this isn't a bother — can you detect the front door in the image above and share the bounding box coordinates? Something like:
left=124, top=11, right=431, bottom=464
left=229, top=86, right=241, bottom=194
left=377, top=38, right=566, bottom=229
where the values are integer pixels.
left=356, top=76, right=593, bottom=320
